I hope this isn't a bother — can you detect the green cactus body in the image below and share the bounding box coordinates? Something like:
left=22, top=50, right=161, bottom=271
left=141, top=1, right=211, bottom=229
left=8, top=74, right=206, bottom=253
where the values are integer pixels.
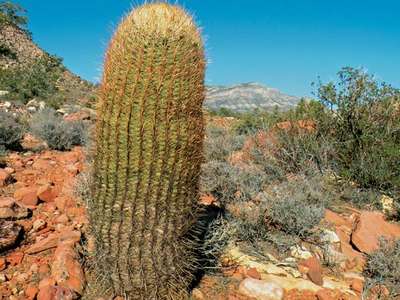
left=90, top=3, right=205, bottom=299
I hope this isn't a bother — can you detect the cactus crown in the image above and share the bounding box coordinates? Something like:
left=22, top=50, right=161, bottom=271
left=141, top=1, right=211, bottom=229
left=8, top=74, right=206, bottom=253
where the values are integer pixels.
left=126, top=3, right=202, bottom=43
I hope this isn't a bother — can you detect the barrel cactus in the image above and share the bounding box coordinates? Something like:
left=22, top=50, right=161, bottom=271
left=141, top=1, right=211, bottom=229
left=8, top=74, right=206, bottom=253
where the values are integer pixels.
left=90, top=3, right=205, bottom=299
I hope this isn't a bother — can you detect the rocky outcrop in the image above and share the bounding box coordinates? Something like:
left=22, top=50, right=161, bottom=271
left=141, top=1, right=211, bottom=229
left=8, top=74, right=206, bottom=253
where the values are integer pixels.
left=0, top=25, right=42, bottom=69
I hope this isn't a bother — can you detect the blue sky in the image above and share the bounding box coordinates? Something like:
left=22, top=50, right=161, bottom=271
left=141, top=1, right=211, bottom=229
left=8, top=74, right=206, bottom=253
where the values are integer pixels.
left=21, top=0, right=400, bottom=97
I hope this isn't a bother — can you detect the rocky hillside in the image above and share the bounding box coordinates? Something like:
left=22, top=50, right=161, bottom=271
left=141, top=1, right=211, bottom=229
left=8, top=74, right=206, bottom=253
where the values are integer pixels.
left=0, top=24, right=95, bottom=104
left=205, top=83, right=300, bottom=113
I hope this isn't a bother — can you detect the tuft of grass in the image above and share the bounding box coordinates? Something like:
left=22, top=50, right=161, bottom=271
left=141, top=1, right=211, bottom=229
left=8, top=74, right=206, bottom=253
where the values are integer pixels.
left=30, top=108, right=88, bottom=151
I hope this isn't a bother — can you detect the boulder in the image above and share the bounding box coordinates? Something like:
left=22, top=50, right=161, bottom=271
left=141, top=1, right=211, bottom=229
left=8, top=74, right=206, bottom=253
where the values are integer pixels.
left=351, top=211, right=400, bottom=254
left=14, top=186, right=39, bottom=206
left=238, top=278, right=284, bottom=300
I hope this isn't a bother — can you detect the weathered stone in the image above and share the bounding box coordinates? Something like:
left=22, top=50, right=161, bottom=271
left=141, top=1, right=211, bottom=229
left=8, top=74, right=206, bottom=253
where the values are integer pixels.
left=37, top=285, right=76, bottom=300
left=25, top=233, right=59, bottom=254
left=14, top=186, right=39, bottom=206
left=298, top=257, right=323, bottom=286
left=238, top=278, right=284, bottom=300
left=351, top=211, right=400, bottom=254
left=247, top=267, right=262, bottom=280
left=37, top=183, right=58, bottom=203
left=0, top=221, right=22, bottom=251
left=0, top=169, right=11, bottom=187
left=6, top=251, right=24, bottom=266
left=25, top=284, right=39, bottom=300
left=290, top=245, right=313, bottom=260
left=0, top=201, right=29, bottom=220
left=51, top=244, right=85, bottom=294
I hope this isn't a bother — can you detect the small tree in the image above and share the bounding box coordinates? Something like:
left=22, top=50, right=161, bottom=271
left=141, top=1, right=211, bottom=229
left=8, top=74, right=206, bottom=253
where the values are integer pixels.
left=315, top=67, right=400, bottom=191
left=0, top=1, right=28, bottom=30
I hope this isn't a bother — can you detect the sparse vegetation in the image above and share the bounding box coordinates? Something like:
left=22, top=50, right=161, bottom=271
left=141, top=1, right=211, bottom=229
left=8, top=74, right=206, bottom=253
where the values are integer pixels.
left=0, top=54, right=67, bottom=108
left=364, top=238, right=400, bottom=296
left=0, top=110, right=25, bottom=151
left=30, top=108, right=87, bottom=150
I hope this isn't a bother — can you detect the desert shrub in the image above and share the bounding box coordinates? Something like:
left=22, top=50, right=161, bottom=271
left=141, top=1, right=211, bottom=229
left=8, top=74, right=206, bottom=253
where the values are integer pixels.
left=205, top=125, right=245, bottom=162
left=0, top=110, right=24, bottom=151
left=338, top=185, right=381, bottom=208
left=265, top=197, right=324, bottom=238
left=364, top=238, right=400, bottom=295
left=201, top=161, right=267, bottom=206
left=0, top=55, right=66, bottom=108
left=273, top=128, right=333, bottom=175
left=263, top=176, right=327, bottom=238
left=30, top=109, right=87, bottom=151
left=0, top=43, right=16, bottom=59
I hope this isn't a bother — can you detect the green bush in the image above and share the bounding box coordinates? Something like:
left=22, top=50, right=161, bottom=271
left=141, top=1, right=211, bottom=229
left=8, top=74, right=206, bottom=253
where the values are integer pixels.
left=30, top=109, right=87, bottom=151
left=0, top=110, right=25, bottom=151
left=315, top=67, right=400, bottom=193
left=364, top=238, right=400, bottom=295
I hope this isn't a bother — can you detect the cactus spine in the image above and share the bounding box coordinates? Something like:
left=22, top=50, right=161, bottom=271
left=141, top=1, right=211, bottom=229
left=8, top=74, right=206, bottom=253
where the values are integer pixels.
left=90, top=3, right=205, bottom=299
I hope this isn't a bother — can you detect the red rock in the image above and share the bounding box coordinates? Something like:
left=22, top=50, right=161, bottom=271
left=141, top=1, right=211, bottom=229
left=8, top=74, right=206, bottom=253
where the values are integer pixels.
left=14, top=186, right=39, bottom=206
left=285, top=289, right=316, bottom=300
left=0, top=169, right=10, bottom=187
left=4, top=167, right=14, bottom=174
left=38, top=263, right=51, bottom=275
left=325, top=209, right=351, bottom=227
left=350, top=278, right=364, bottom=293
left=64, top=110, right=90, bottom=122
left=336, top=227, right=366, bottom=271
left=25, top=233, right=59, bottom=254
left=0, top=196, right=15, bottom=208
left=246, top=267, right=261, bottom=280
left=54, top=196, right=76, bottom=213
left=51, top=244, right=85, bottom=294
left=42, top=202, right=57, bottom=213
left=199, top=194, right=216, bottom=206
left=351, top=211, right=400, bottom=254
left=0, top=257, right=6, bottom=271
left=54, top=214, right=69, bottom=224
left=59, top=229, right=81, bottom=246
left=25, top=284, right=39, bottom=300
left=6, top=251, right=24, bottom=266
left=316, top=289, right=334, bottom=300
left=37, top=183, right=58, bottom=203
left=37, top=285, right=76, bottom=300
left=38, top=277, right=56, bottom=289
left=299, top=257, right=323, bottom=286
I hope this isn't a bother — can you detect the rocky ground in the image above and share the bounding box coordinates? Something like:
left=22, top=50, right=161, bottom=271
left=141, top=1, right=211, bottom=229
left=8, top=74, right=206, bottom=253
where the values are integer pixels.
left=0, top=119, right=399, bottom=300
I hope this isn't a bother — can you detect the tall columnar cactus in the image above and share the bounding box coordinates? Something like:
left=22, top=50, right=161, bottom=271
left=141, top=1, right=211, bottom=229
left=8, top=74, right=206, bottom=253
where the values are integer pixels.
left=90, top=3, right=205, bottom=299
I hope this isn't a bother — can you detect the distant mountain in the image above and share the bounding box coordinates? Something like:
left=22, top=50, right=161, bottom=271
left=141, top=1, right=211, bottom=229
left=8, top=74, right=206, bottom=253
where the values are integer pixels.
left=205, top=82, right=300, bottom=113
